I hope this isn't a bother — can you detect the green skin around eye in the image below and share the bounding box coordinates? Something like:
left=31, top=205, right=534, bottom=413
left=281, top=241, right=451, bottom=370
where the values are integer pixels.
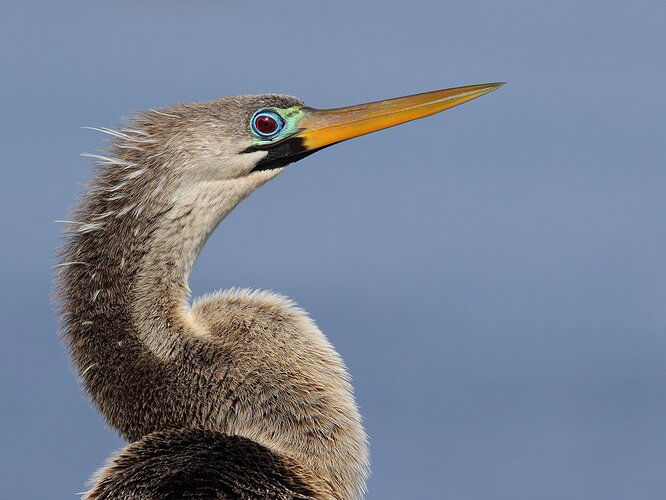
left=250, top=106, right=308, bottom=146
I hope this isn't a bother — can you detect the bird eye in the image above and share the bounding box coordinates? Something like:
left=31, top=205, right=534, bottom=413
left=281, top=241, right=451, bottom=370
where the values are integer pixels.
left=251, top=110, right=284, bottom=138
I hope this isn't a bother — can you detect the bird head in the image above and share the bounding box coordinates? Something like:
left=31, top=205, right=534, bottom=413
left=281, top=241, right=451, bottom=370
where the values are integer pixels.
left=142, top=83, right=504, bottom=188
left=82, top=82, right=504, bottom=236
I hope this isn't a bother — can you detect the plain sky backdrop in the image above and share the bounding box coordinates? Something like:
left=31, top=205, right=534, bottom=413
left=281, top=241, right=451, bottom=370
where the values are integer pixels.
left=2, top=1, right=666, bottom=499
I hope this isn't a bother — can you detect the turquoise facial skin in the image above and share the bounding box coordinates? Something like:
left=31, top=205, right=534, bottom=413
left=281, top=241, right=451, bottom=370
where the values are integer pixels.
left=249, top=106, right=308, bottom=146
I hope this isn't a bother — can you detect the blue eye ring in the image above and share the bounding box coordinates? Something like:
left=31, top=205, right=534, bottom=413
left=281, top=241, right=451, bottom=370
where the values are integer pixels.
left=251, top=109, right=285, bottom=139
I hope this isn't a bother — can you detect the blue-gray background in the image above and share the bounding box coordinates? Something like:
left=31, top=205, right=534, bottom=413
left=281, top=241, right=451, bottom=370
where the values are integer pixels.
left=2, top=1, right=665, bottom=498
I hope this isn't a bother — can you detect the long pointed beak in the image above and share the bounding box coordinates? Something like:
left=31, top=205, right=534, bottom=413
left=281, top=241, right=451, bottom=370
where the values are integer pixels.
left=249, top=82, right=504, bottom=171
left=297, top=82, right=504, bottom=151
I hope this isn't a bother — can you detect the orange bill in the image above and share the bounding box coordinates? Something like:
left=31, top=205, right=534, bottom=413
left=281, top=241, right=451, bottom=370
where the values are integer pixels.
left=297, top=82, right=504, bottom=151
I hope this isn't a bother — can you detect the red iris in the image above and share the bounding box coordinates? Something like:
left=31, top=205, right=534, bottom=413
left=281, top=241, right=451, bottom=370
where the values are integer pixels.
left=254, top=114, right=278, bottom=135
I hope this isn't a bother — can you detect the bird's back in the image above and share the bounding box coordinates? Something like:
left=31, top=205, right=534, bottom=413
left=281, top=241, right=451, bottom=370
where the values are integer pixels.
left=85, top=428, right=331, bottom=500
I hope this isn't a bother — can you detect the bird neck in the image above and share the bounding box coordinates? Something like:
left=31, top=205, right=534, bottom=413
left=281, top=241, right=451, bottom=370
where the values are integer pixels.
left=129, top=175, right=272, bottom=358
left=62, top=169, right=273, bottom=352
left=59, top=137, right=367, bottom=499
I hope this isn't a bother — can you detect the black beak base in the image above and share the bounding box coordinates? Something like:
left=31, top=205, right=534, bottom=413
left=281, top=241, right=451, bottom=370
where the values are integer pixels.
left=246, top=137, right=322, bottom=171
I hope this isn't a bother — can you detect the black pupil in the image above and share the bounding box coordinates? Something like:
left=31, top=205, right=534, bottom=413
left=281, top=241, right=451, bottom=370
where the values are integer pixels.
left=255, top=115, right=278, bottom=135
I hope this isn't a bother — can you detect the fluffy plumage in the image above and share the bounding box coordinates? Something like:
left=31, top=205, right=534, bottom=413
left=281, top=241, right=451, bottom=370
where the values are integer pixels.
left=57, top=95, right=368, bottom=499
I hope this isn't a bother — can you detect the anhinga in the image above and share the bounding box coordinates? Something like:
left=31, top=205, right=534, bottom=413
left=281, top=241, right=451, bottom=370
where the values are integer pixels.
left=57, top=83, right=503, bottom=499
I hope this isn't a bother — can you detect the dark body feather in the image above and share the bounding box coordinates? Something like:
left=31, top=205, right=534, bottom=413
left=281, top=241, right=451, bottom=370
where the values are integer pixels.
left=87, top=429, right=318, bottom=499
